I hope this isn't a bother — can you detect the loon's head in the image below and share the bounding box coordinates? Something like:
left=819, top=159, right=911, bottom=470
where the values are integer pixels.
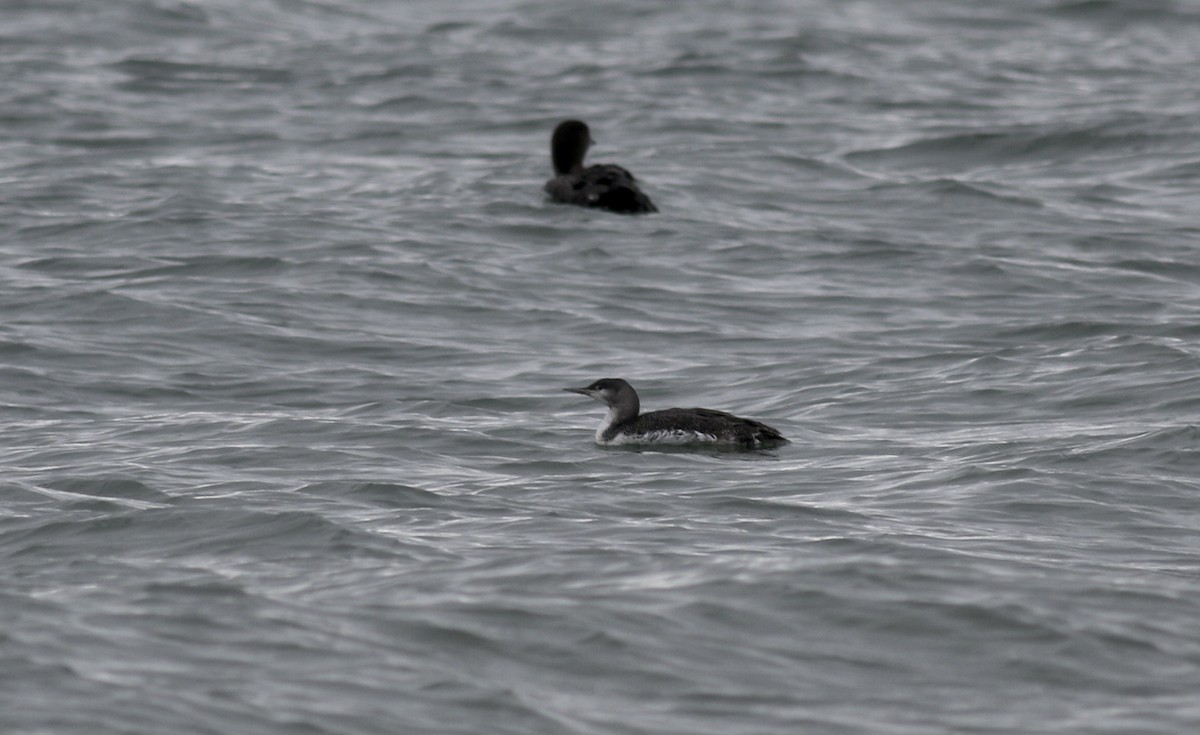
left=565, top=377, right=641, bottom=431
left=551, top=119, right=593, bottom=175
left=564, top=377, right=626, bottom=405
left=565, top=376, right=640, bottom=411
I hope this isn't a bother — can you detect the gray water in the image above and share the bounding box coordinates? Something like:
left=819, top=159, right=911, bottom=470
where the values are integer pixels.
left=4, top=1, right=1200, bottom=733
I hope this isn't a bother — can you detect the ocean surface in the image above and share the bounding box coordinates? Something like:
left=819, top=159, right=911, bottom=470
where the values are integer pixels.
left=3, top=1, right=1200, bottom=733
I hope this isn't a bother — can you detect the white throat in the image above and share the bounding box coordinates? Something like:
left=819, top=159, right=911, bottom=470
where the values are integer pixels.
left=595, top=404, right=621, bottom=443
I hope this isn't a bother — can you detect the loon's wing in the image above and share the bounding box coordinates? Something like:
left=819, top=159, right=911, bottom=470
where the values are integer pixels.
left=632, top=408, right=786, bottom=448
left=545, top=164, right=657, bottom=214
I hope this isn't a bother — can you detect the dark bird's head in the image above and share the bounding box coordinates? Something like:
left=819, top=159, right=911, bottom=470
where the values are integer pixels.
left=564, top=377, right=638, bottom=413
left=550, top=119, right=593, bottom=175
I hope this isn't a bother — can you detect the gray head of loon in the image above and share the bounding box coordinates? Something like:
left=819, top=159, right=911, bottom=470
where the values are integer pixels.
left=564, top=377, right=639, bottom=413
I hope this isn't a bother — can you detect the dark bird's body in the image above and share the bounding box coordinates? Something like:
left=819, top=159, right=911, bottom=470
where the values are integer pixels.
left=544, top=120, right=657, bottom=214
left=564, top=378, right=787, bottom=450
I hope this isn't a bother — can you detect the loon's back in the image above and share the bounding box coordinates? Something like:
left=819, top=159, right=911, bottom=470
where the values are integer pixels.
left=614, top=407, right=786, bottom=449
left=544, top=164, right=657, bottom=214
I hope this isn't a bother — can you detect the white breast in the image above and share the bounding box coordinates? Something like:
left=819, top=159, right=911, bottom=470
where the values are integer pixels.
left=599, top=428, right=721, bottom=446
left=594, top=406, right=620, bottom=444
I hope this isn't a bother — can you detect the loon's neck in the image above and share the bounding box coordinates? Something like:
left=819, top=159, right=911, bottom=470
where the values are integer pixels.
left=596, top=402, right=637, bottom=443
left=595, top=405, right=619, bottom=443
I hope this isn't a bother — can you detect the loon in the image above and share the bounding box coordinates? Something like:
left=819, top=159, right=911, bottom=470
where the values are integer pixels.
left=543, top=120, right=657, bottom=214
left=564, top=378, right=787, bottom=449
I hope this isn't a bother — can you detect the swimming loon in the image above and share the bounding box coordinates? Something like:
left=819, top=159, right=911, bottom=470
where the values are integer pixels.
left=564, top=378, right=787, bottom=449
left=543, top=120, right=657, bottom=214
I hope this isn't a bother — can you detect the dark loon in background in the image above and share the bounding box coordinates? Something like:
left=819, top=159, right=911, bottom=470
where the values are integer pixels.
left=543, top=120, right=657, bottom=215
left=564, top=378, right=787, bottom=449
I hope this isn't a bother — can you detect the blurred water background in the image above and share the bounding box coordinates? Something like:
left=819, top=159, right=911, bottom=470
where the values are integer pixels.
left=3, top=1, right=1200, bottom=733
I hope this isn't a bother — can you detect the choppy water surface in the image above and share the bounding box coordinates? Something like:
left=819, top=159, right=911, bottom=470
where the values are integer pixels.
left=3, top=1, right=1200, bottom=733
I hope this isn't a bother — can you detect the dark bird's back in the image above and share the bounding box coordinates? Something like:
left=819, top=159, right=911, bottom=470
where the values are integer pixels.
left=544, top=164, right=658, bottom=214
